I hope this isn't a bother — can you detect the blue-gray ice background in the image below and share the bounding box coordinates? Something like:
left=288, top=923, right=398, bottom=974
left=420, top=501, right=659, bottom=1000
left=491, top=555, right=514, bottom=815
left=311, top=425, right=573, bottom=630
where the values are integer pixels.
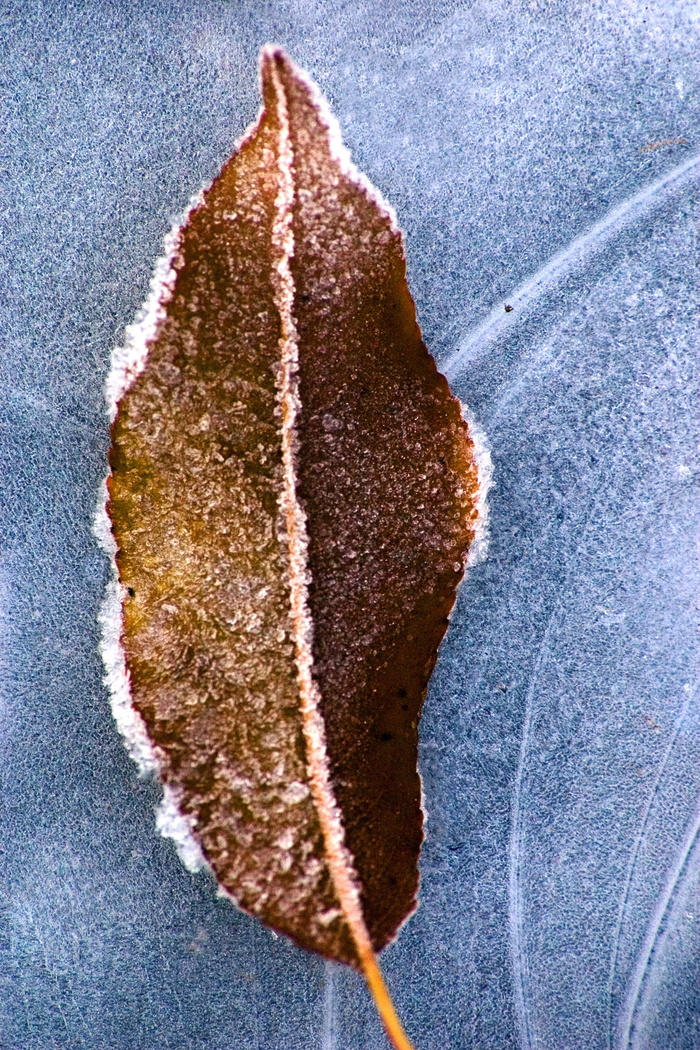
left=1, top=2, right=698, bottom=1048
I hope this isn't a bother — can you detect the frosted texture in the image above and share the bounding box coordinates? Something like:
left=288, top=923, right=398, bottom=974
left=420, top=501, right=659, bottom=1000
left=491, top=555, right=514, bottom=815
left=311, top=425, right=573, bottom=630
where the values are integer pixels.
left=1, top=2, right=698, bottom=1049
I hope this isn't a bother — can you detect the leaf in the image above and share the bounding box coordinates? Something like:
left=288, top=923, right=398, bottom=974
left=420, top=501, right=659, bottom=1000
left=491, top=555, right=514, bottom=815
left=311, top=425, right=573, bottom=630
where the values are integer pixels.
left=104, top=46, right=479, bottom=1048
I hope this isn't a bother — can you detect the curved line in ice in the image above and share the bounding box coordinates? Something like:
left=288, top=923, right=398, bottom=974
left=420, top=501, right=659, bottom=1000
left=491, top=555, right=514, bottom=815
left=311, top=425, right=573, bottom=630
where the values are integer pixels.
left=508, top=605, right=564, bottom=1050
left=444, top=152, right=700, bottom=380
left=616, top=781, right=700, bottom=1050
left=322, top=960, right=339, bottom=1050
left=605, top=687, right=696, bottom=1049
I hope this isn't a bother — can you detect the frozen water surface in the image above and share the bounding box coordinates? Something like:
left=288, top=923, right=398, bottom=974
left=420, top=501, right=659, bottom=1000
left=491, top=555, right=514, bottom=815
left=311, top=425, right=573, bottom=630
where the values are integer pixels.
left=1, top=2, right=698, bottom=1048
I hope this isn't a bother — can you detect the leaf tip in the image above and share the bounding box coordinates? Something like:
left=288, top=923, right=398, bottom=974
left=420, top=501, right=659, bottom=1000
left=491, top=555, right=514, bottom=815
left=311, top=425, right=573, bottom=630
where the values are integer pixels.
left=259, top=42, right=295, bottom=100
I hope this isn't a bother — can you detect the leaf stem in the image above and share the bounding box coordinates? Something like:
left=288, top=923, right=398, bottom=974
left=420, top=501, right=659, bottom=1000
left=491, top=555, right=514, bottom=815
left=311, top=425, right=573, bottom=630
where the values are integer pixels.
left=359, top=946, right=416, bottom=1050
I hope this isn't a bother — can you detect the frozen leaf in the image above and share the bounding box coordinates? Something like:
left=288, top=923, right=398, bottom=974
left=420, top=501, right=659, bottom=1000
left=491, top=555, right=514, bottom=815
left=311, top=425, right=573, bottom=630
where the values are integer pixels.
left=104, top=46, right=480, bottom=1048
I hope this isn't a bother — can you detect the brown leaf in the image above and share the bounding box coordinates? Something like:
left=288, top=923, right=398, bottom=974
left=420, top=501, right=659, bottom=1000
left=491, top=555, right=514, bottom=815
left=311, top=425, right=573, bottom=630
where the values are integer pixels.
left=103, top=45, right=479, bottom=1046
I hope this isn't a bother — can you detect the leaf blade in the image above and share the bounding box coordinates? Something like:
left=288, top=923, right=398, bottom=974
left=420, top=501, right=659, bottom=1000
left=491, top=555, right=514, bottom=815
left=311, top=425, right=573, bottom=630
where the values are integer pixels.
left=106, top=46, right=478, bottom=978
left=108, top=70, right=350, bottom=961
left=273, top=48, right=479, bottom=950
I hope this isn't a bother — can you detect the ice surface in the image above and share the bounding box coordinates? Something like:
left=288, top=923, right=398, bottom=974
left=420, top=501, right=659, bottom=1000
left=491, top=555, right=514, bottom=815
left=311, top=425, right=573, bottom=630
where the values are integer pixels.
left=1, top=2, right=698, bottom=1048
